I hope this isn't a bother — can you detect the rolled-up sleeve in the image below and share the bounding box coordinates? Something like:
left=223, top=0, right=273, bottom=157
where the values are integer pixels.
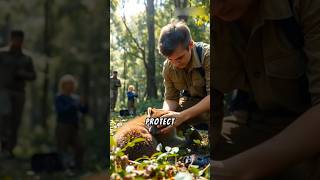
left=162, top=61, right=179, bottom=100
left=299, top=0, right=320, bottom=105
left=203, top=46, right=210, bottom=95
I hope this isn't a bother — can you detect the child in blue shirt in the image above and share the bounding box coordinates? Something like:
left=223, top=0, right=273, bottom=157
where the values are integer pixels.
left=127, top=85, right=138, bottom=115
left=54, top=74, right=88, bottom=169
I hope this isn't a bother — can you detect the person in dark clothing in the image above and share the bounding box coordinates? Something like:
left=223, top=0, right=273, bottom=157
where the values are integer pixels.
left=127, top=85, right=138, bottom=115
left=110, top=71, right=121, bottom=112
left=54, top=74, right=88, bottom=169
left=212, top=0, right=320, bottom=179
left=0, top=30, right=36, bottom=157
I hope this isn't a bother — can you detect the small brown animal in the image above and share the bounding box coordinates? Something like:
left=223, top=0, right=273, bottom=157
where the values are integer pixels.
left=114, top=108, right=185, bottom=160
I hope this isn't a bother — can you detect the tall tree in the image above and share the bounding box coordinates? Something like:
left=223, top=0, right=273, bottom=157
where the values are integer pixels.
left=174, top=0, right=189, bottom=21
left=120, top=3, right=158, bottom=99
left=42, top=0, right=53, bottom=128
left=146, top=0, right=157, bottom=98
left=111, top=0, right=209, bottom=103
left=0, top=14, right=11, bottom=47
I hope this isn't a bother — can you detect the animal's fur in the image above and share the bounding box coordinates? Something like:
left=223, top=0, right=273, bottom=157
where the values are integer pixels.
left=114, top=108, right=185, bottom=160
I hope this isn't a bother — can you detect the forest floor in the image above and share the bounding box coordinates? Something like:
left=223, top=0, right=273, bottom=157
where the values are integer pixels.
left=109, top=112, right=211, bottom=179
left=0, top=158, right=107, bottom=180
left=0, top=116, right=107, bottom=180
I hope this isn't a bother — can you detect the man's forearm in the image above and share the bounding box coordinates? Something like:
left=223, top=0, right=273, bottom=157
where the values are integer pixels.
left=181, top=95, right=210, bottom=120
left=223, top=103, right=320, bottom=179
left=162, top=99, right=179, bottom=111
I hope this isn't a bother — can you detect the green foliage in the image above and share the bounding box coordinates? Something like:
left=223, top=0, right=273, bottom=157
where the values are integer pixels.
left=188, top=164, right=200, bottom=176
left=0, top=0, right=107, bottom=177
left=193, top=139, right=202, bottom=144
left=111, top=0, right=210, bottom=106
left=110, top=114, right=130, bottom=136
left=122, top=138, right=146, bottom=151
left=0, top=0, right=107, bottom=122
left=110, top=135, right=210, bottom=179
left=136, top=98, right=163, bottom=115
left=189, top=0, right=210, bottom=27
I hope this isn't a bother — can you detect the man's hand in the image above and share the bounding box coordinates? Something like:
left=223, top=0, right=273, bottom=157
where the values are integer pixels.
left=158, top=111, right=187, bottom=134
left=159, top=95, right=210, bottom=134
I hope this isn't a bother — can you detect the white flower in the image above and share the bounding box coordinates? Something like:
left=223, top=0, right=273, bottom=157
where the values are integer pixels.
left=146, top=164, right=157, bottom=172
left=114, top=147, right=121, bottom=153
left=156, top=143, right=163, bottom=151
left=165, top=146, right=171, bottom=152
left=175, top=172, right=193, bottom=180
left=125, top=165, right=135, bottom=173
left=152, top=163, right=158, bottom=168
left=171, top=147, right=179, bottom=153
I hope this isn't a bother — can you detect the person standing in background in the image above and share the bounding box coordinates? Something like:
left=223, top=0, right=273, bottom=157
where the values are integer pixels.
left=127, top=85, right=138, bottom=116
left=110, top=71, right=121, bottom=112
left=55, top=74, right=88, bottom=170
left=0, top=30, right=36, bottom=158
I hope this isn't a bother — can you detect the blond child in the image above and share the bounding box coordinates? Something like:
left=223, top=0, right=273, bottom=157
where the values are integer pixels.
left=127, top=85, right=138, bottom=115
left=54, top=74, right=88, bottom=169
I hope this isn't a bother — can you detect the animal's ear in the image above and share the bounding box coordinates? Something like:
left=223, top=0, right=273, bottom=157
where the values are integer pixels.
left=149, top=108, right=167, bottom=117
left=147, top=107, right=153, bottom=117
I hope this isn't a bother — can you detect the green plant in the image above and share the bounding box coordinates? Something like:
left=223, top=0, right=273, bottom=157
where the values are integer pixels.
left=136, top=98, right=163, bottom=115
left=109, top=136, right=210, bottom=179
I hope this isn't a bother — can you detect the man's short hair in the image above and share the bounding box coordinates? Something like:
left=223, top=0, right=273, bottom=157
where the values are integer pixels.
left=11, top=30, right=24, bottom=39
left=158, top=20, right=192, bottom=57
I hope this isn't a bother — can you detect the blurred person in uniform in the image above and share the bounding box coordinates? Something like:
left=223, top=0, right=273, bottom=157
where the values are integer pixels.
left=54, top=74, right=88, bottom=169
left=0, top=30, right=36, bottom=157
left=110, top=71, right=121, bottom=112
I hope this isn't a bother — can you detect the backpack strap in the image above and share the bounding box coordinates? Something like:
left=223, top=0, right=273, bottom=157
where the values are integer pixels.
left=194, top=42, right=205, bottom=78
left=195, top=42, right=203, bottom=61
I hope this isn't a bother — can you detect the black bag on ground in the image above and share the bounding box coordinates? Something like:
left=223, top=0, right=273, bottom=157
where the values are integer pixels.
left=119, top=109, right=130, bottom=116
left=31, top=152, right=65, bottom=172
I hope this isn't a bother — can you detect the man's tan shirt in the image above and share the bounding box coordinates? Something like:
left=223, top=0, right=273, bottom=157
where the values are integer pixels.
left=213, top=0, right=320, bottom=115
left=162, top=43, right=210, bottom=100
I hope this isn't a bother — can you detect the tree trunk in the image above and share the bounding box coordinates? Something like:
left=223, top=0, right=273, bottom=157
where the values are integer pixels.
left=0, top=13, right=11, bottom=47
left=123, top=59, right=127, bottom=107
left=41, top=0, right=53, bottom=128
left=174, top=0, right=189, bottom=21
left=146, top=0, right=157, bottom=99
